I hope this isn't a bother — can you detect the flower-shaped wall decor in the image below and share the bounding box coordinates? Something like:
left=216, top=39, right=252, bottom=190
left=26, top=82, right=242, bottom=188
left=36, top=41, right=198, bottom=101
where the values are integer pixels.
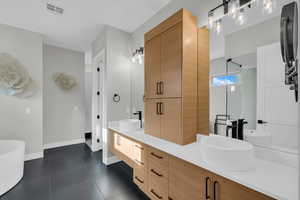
left=0, top=53, right=37, bottom=98
left=53, top=72, right=77, bottom=91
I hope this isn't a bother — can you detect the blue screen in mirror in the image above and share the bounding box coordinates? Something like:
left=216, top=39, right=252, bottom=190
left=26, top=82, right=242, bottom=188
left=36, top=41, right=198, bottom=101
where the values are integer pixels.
left=212, top=75, right=239, bottom=86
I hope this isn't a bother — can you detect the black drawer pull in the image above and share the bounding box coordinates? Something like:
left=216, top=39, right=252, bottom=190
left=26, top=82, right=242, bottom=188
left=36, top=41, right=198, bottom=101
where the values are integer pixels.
left=134, top=159, right=144, bottom=165
left=213, top=181, right=219, bottom=200
left=134, top=144, right=144, bottom=150
left=156, top=82, right=160, bottom=95
left=156, top=102, right=160, bottom=115
left=160, top=102, right=164, bottom=115
left=159, top=81, right=164, bottom=95
left=150, top=152, right=163, bottom=159
left=205, top=177, right=211, bottom=199
left=134, top=176, right=144, bottom=184
left=150, top=189, right=162, bottom=199
left=150, top=169, right=163, bottom=177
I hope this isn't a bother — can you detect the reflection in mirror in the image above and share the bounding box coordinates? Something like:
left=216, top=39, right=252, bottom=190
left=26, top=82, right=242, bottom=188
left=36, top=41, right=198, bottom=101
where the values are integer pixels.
left=226, top=54, right=257, bottom=130
left=209, top=0, right=298, bottom=160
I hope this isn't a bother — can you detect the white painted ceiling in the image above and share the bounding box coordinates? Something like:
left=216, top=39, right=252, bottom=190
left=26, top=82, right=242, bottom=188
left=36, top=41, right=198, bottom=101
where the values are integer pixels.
left=0, top=0, right=171, bottom=51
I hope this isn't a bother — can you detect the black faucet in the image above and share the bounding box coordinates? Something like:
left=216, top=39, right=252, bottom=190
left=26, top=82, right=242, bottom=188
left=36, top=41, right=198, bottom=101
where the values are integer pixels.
left=231, top=120, right=238, bottom=139
left=237, top=119, right=248, bottom=140
left=133, top=111, right=143, bottom=128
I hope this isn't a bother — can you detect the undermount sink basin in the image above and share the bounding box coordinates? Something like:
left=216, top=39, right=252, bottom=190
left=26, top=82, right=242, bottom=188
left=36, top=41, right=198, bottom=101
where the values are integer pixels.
left=119, top=119, right=140, bottom=132
left=201, top=135, right=254, bottom=171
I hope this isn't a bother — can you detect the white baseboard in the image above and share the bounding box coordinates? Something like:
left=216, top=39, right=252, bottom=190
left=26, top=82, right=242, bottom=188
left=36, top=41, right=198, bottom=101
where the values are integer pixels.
left=25, top=151, right=44, bottom=161
left=104, top=156, right=121, bottom=166
left=44, top=138, right=85, bottom=150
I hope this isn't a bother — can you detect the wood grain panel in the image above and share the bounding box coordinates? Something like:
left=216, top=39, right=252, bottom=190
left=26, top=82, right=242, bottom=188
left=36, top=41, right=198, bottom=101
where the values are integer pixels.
left=212, top=174, right=275, bottom=200
left=197, top=28, right=210, bottom=135
left=161, top=22, right=182, bottom=98
left=145, top=9, right=184, bottom=42
left=161, top=98, right=182, bottom=144
left=147, top=146, right=169, bottom=168
left=108, top=132, right=134, bottom=167
left=169, top=156, right=212, bottom=200
left=148, top=178, right=168, bottom=200
left=148, top=160, right=169, bottom=187
left=145, top=35, right=162, bottom=98
left=145, top=99, right=161, bottom=138
left=108, top=130, right=274, bottom=200
left=133, top=168, right=148, bottom=194
left=132, top=142, right=148, bottom=171
left=181, top=9, right=199, bottom=144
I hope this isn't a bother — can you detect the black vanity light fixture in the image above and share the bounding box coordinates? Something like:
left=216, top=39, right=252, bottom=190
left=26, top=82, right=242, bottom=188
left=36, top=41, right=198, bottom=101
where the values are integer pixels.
left=132, top=47, right=144, bottom=64
left=208, top=0, right=277, bottom=34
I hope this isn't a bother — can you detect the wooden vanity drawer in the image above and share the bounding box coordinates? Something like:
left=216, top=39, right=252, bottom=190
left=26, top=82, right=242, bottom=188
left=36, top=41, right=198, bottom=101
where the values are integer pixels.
left=148, top=161, right=168, bottom=186
left=133, top=168, right=148, bottom=194
left=147, top=146, right=169, bottom=167
left=148, top=177, right=168, bottom=200
left=132, top=143, right=147, bottom=170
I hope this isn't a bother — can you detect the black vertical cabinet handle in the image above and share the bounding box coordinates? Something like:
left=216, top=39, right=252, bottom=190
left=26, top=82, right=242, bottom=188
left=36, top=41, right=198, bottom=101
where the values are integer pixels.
left=160, top=81, right=164, bottom=95
left=205, top=177, right=211, bottom=199
left=156, top=102, right=160, bottom=115
left=257, top=120, right=268, bottom=124
left=156, top=82, right=160, bottom=95
left=213, top=181, right=219, bottom=200
left=160, top=102, right=164, bottom=115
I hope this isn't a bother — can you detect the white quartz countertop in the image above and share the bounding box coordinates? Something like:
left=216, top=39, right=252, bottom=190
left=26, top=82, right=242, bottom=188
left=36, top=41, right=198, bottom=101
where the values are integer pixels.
left=108, top=123, right=298, bottom=200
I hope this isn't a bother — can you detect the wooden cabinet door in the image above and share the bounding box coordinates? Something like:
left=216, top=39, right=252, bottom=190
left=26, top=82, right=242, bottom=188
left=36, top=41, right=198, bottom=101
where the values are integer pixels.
left=169, top=156, right=212, bottom=200
left=161, top=23, right=182, bottom=98
left=145, top=99, right=161, bottom=138
left=161, top=98, right=182, bottom=144
left=212, top=175, right=274, bottom=200
left=145, top=35, right=161, bottom=98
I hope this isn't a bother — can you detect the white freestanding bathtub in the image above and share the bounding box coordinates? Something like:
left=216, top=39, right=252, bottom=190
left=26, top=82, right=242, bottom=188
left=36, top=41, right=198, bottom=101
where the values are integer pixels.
left=0, top=140, right=25, bottom=196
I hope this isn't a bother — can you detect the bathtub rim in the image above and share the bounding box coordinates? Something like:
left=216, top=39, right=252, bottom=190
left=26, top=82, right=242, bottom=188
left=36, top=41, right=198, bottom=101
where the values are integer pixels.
left=0, top=140, right=25, bottom=156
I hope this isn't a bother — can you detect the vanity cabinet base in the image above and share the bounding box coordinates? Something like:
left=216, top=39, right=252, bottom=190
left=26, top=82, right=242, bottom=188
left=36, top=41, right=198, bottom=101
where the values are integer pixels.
left=108, top=130, right=274, bottom=200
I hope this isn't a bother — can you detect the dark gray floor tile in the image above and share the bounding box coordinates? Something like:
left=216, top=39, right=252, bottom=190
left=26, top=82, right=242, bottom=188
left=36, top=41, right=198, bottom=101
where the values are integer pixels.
left=95, top=171, right=136, bottom=199
left=51, top=165, right=95, bottom=192
left=53, top=180, right=105, bottom=200
left=108, top=188, right=150, bottom=200
left=4, top=176, right=51, bottom=200
left=23, top=158, right=50, bottom=180
left=3, top=143, right=147, bottom=200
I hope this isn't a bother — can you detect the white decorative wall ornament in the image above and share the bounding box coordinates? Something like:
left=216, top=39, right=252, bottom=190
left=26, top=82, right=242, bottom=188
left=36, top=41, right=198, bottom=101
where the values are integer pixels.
left=53, top=72, right=77, bottom=91
left=0, top=53, right=37, bottom=98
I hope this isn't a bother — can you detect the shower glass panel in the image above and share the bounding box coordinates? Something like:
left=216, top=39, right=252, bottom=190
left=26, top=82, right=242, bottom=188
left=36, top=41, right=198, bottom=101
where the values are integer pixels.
left=226, top=57, right=257, bottom=130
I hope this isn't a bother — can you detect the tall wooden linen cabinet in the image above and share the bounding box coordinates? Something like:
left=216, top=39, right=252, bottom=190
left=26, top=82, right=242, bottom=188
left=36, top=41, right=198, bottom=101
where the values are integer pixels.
left=144, top=8, right=209, bottom=145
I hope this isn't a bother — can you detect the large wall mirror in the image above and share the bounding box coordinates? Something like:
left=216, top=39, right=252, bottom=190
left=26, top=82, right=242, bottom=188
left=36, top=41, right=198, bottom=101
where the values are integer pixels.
left=209, top=0, right=298, bottom=156
left=131, top=0, right=298, bottom=159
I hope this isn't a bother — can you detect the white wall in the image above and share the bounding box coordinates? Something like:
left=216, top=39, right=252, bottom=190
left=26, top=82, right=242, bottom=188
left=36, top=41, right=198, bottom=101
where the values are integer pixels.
left=106, top=27, right=132, bottom=121
left=84, top=71, right=92, bottom=132
left=84, top=51, right=93, bottom=132
left=225, top=16, right=280, bottom=58
left=92, top=25, right=132, bottom=122
left=0, top=24, right=43, bottom=157
left=92, top=25, right=132, bottom=163
left=43, top=45, right=85, bottom=145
